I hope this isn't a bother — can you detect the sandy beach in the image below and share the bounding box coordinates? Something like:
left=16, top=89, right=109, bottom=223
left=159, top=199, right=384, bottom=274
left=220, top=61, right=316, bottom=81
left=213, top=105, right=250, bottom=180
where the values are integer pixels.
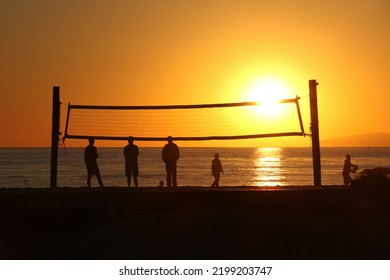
left=0, top=186, right=389, bottom=260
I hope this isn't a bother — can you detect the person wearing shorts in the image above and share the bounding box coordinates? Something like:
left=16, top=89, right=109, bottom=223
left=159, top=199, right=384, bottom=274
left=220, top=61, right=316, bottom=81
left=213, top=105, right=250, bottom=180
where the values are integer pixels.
left=124, top=136, right=139, bottom=187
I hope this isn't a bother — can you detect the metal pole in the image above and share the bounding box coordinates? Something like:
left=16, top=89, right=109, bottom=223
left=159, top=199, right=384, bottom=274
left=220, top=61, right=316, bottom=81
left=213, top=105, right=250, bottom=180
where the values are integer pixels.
left=309, top=80, right=321, bottom=187
left=50, top=86, right=60, bottom=188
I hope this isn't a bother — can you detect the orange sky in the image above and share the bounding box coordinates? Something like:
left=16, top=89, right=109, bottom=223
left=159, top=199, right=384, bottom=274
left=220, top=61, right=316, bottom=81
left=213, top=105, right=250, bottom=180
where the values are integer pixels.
left=1, top=0, right=389, bottom=147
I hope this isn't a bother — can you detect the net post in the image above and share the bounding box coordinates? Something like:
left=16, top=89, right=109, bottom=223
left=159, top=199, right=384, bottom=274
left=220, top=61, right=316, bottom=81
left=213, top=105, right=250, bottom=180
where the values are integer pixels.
left=50, top=86, right=60, bottom=188
left=309, top=80, right=321, bottom=187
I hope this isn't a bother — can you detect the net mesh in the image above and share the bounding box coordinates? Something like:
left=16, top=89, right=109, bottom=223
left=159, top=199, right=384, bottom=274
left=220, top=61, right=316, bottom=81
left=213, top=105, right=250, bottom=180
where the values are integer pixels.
left=65, top=99, right=305, bottom=141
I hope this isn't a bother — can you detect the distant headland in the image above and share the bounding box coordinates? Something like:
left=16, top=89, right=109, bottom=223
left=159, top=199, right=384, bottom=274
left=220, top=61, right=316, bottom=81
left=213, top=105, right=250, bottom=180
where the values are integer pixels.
left=321, top=132, right=390, bottom=147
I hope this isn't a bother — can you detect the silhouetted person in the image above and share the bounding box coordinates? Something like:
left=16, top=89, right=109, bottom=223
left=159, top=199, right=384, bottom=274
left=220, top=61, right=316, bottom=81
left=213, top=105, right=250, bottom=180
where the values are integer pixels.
left=211, top=153, right=224, bottom=187
left=343, top=154, right=358, bottom=185
left=124, top=136, right=139, bottom=187
left=162, top=136, right=180, bottom=187
left=84, top=138, right=104, bottom=187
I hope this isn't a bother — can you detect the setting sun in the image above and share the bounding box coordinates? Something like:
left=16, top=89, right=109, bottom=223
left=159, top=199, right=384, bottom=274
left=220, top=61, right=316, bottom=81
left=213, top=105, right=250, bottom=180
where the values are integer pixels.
left=0, top=0, right=389, bottom=148
left=246, top=79, right=291, bottom=116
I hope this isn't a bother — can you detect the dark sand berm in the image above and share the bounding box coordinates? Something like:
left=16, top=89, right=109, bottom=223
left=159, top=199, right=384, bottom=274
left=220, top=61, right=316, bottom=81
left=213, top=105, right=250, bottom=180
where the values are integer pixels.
left=0, top=186, right=389, bottom=259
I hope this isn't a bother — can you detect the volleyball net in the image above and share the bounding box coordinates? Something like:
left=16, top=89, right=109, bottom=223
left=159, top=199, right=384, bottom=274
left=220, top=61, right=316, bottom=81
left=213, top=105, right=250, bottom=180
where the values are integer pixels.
left=64, top=97, right=306, bottom=141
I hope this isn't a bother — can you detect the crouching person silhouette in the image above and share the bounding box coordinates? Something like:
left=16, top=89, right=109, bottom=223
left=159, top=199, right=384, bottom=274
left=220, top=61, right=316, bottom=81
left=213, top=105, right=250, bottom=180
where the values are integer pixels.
left=342, top=154, right=358, bottom=186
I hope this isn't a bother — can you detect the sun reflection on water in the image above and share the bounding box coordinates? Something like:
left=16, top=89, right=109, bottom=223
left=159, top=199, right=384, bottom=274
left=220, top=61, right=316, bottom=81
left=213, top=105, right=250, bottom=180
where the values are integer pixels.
left=254, top=147, right=284, bottom=186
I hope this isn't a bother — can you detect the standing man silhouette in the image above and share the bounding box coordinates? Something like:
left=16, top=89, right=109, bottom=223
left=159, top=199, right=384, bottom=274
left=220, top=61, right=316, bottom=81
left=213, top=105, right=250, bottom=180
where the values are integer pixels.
left=211, top=153, right=224, bottom=187
left=162, top=136, right=180, bottom=187
left=84, top=138, right=104, bottom=187
left=124, top=136, right=139, bottom=187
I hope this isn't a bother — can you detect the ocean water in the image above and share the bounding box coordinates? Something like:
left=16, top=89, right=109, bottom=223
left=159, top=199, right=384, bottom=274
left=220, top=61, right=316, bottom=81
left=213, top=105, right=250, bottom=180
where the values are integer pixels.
left=0, top=147, right=390, bottom=188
